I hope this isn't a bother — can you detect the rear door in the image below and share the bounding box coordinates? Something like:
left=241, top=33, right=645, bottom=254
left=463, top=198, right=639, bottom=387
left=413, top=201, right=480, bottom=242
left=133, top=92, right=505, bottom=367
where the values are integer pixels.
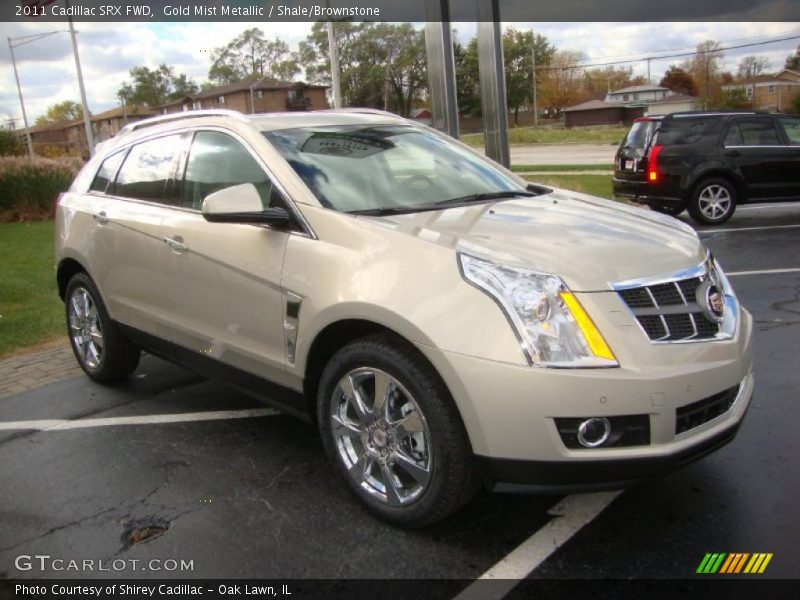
left=87, top=133, right=186, bottom=335
left=614, top=118, right=660, bottom=182
left=723, top=116, right=796, bottom=200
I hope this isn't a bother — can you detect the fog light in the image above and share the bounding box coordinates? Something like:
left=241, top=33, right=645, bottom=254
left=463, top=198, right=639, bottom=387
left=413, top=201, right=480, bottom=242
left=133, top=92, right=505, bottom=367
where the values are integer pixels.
left=577, top=417, right=611, bottom=448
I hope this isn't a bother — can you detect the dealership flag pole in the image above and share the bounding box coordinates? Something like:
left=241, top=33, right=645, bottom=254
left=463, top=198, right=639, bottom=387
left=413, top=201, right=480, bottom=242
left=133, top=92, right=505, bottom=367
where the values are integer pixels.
left=8, top=37, right=33, bottom=157
left=68, top=14, right=94, bottom=156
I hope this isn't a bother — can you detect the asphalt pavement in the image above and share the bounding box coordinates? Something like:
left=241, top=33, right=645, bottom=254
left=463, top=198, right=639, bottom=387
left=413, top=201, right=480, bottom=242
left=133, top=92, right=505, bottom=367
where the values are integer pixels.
left=0, top=201, right=798, bottom=585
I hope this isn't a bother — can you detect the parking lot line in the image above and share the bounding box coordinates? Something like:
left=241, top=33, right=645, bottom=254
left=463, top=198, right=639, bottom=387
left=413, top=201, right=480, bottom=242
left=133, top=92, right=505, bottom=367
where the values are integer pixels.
left=727, top=267, right=800, bottom=277
left=699, top=224, right=800, bottom=234
left=737, top=202, right=800, bottom=211
left=0, top=408, right=281, bottom=431
left=454, top=491, right=622, bottom=600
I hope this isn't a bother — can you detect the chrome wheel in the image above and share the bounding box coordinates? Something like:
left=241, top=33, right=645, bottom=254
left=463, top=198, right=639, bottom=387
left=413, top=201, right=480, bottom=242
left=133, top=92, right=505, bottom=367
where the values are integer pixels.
left=68, top=287, right=103, bottom=369
left=330, top=367, right=432, bottom=507
left=697, top=184, right=732, bottom=221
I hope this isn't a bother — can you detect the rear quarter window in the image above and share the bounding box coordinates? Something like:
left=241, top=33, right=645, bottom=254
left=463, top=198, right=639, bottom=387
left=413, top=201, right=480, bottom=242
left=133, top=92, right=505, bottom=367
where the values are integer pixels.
left=89, top=151, right=125, bottom=194
left=658, top=118, right=715, bottom=145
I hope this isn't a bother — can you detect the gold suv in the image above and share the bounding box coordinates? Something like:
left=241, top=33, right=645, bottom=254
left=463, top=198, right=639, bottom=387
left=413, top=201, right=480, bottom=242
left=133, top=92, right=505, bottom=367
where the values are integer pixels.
left=56, top=109, right=754, bottom=527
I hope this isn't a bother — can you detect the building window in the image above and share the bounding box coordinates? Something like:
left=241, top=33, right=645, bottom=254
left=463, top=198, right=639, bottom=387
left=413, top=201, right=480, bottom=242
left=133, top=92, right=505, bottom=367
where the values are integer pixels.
left=768, top=85, right=776, bottom=94
left=218, top=96, right=225, bottom=106
left=746, top=87, right=753, bottom=98
left=256, top=90, right=264, bottom=99
left=623, top=94, right=629, bottom=102
left=192, top=101, right=201, bottom=110
left=633, top=93, right=639, bottom=101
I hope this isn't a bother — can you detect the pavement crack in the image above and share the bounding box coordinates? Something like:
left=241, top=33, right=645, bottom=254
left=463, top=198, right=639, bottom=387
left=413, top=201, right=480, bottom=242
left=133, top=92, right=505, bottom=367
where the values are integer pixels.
left=0, top=506, right=118, bottom=554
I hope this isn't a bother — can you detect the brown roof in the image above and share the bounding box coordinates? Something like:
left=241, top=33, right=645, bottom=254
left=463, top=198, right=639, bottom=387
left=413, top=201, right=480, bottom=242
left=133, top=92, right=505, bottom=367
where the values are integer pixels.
left=19, top=120, right=73, bottom=134
left=194, top=77, right=327, bottom=100
left=564, top=100, right=622, bottom=112
left=91, top=105, right=154, bottom=121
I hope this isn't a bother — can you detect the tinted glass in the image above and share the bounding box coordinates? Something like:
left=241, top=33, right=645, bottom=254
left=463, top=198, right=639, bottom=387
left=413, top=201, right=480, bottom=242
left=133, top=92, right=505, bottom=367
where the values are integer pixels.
left=90, top=151, right=124, bottom=193
left=622, top=120, right=658, bottom=152
left=115, top=134, right=184, bottom=202
left=723, top=123, right=744, bottom=146
left=736, top=118, right=781, bottom=146
left=777, top=116, right=800, bottom=145
left=181, top=131, right=274, bottom=210
left=658, top=118, right=713, bottom=145
left=264, top=125, right=523, bottom=213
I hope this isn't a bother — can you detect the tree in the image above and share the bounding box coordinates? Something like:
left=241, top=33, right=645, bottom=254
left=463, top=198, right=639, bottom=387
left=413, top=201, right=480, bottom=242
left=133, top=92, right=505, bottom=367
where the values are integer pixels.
left=539, top=50, right=587, bottom=116
left=35, top=100, right=83, bottom=125
left=454, top=39, right=481, bottom=116
left=737, top=55, right=770, bottom=80
left=720, top=87, right=752, bottom=109
left=683, top=40, right=725, bottom=108
left=791, top=92, right=800, bottom=114
left=502, top=28, right=555, bottom=124
left=297, top=22, right=427, bottom=116
left=785, top=45, right=800, bottom=70
left=659, top=66, right=698, bottom=96
left=209, top=28, right=297, bottom=85
left=117, top=65, right=198, bottom=107
left=584, top=65, right=647, bottom=96
left=0, top=129, right=25, bottom=156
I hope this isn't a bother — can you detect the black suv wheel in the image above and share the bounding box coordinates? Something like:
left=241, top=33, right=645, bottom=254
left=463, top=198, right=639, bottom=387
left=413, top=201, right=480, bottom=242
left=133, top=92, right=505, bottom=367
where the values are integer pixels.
left=688, top=178, right=737, bottom=225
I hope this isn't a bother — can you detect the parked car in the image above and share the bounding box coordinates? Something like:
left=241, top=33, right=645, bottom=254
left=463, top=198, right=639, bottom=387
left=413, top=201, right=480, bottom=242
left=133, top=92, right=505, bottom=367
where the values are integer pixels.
left=56, top=109, right=754, bottom=527
left=613, top=111, right=800, bottom=224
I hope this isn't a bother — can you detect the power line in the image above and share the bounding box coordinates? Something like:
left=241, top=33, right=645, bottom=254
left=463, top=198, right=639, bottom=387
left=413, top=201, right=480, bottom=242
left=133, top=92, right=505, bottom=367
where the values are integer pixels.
left=538, top=33, right=800, bottom=72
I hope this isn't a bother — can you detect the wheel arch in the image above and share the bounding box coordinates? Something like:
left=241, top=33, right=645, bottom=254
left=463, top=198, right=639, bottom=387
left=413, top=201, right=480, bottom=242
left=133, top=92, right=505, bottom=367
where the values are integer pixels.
left=57, top=257, right=88, bottom=301
left=688, top=169, right=745, bottom=202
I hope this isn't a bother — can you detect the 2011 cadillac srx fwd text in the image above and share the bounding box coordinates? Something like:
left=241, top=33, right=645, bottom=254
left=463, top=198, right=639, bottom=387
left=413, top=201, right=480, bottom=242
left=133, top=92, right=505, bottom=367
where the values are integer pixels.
left=55, top=109, right=754, bottom=527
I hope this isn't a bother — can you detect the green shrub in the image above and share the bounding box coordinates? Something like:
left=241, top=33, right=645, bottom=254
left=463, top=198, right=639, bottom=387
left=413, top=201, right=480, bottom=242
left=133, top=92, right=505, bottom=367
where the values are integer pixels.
left=0, top=156, right=81, bottom=221
left=0, top=129, right=25, bottom=156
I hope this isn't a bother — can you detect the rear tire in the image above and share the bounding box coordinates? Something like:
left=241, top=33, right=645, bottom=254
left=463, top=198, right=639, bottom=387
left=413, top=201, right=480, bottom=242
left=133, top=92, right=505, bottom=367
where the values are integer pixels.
left=317, top=334, right=478, bottom=527
left=688, top=178, right=737, bottom=225
left=65, top=272, right=140, bottom=382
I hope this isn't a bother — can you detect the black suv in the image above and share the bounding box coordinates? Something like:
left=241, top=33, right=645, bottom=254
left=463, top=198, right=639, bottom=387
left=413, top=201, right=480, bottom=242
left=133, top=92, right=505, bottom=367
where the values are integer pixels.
left=613, top=111, right=800, bottom=225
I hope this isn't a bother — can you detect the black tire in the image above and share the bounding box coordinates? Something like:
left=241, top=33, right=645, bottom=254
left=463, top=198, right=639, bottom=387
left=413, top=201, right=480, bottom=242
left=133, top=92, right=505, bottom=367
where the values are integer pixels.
left=317, top=334, right=478, bottom=527
left=64, top=272, right=140, bottom=382
left=688, top=178, right=737, bottom=225
left=652, top=203, right=686, bottom=217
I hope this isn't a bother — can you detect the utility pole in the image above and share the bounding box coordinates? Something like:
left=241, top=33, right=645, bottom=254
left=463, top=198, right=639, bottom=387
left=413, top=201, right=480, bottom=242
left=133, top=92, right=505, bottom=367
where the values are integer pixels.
left=327, top=22, right=342, bottom=108
left=647, top=57, right=652, bottom=84
left=68, top=14, right=94, bottom=156
left=8, top=37, right=33, bottom=157
left=531, top=29, right=538, bottom=127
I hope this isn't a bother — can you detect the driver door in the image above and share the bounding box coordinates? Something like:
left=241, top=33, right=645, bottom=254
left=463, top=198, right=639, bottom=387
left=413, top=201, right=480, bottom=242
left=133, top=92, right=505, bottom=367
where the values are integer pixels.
left=158, top=129, right=292, bottom=387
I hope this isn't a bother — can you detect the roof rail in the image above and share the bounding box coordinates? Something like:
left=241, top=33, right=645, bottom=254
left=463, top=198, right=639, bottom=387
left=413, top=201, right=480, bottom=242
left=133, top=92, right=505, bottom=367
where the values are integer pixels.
left=117, top=109, right=249, bottom=137
left=317, top=108, right=400, bottom=118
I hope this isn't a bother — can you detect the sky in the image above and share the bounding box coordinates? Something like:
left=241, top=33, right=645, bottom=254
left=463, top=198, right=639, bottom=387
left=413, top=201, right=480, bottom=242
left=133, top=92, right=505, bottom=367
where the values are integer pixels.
left=1, top=20, right=799, bottom=127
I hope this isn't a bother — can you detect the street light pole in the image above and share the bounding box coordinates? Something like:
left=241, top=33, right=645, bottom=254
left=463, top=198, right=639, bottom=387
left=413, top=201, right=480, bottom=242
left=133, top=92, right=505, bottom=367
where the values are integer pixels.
left=531, top=29, right=538, bottom=127
left=68, top=16, right=94, bottom=156
left=327, top=21, right=342, bottom=108
left=8, top=37, right=34, bottom=158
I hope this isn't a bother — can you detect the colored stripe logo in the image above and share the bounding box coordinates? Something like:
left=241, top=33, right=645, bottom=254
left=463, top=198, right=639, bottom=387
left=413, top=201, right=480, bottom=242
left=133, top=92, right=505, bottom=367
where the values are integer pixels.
left=697, top=553, right=773, bottom=574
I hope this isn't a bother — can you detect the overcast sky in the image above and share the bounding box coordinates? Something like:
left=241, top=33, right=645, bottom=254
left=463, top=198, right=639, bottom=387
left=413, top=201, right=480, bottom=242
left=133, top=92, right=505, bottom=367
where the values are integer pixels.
left=1, top=21, right=798, bottom=126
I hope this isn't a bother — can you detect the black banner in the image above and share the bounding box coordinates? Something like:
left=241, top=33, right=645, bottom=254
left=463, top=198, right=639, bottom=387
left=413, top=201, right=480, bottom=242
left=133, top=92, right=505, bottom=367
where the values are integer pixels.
left=2, top=0, right=799, bottom=23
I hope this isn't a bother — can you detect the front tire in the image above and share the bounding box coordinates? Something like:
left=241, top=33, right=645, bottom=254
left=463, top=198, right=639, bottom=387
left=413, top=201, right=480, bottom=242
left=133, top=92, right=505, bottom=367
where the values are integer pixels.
left=688, top=178, right=737, bottom=225
left=65, top=272, right=140, bottom=382
left=317, top=334, right=477, bottom=527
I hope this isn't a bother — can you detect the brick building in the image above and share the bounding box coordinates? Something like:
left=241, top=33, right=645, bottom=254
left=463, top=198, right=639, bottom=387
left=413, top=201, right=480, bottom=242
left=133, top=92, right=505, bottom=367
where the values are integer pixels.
left=722, top=69, right=800, bottom=112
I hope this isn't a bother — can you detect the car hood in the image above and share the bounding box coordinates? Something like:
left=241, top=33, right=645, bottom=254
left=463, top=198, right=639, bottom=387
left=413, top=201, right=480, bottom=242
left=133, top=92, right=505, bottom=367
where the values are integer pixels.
left=362, top=188, right=705, bottom=291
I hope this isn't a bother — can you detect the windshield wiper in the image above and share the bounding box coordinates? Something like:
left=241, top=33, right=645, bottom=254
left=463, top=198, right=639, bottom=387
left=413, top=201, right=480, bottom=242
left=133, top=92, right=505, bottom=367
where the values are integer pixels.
left=348, top=206, right=421, bottom=216
left=433, top=190, right=536, bottom=207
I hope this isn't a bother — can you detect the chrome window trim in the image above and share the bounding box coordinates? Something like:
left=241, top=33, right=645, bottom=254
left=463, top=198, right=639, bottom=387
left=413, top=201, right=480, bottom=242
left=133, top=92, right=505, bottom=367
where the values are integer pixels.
left=85, top=124, right=317, bottom=240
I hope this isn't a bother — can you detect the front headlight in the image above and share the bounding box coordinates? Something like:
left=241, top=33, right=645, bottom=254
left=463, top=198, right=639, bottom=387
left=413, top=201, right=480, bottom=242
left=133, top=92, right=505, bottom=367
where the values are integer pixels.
left=459, top=253, right=618, bottom=368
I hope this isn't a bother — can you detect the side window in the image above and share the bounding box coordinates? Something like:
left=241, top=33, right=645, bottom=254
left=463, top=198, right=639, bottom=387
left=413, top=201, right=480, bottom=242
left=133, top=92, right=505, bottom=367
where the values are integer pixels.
left=723, top=122, right=743, bottom=147
left=114, top=134, right=185, bottom=202
left=658, top=118, right=711, bottom=145
left=777, top=116, right=800, bottom=145
left=736, top=118, right=781, bottom=146
left=90, top=151, right=124, bottom=193
left=181, top=131, right=278, bottom=210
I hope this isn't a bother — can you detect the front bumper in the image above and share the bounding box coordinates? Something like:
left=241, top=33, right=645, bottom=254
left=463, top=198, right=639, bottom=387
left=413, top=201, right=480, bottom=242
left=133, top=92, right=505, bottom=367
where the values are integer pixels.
left=417, top=307, right=754, bottom=490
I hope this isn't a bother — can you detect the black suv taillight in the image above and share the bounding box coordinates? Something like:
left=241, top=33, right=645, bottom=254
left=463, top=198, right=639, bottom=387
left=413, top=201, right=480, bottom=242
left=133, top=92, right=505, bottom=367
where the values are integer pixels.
left=647, top=145, right=663, bottom=183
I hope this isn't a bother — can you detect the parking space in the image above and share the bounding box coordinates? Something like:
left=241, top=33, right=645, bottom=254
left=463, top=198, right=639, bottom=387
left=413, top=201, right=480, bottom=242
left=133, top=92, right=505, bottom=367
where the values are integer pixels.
left=1, top=202, right=798, bottom=584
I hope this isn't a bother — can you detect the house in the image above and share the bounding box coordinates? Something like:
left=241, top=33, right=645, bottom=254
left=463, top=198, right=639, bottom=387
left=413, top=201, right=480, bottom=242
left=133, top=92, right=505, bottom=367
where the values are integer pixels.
left=157, top=78, right=328, bottom=115
left=606, top=85, right=672, bottom=104
left=410, top=107, right=432, bottom=125
left=17, top=120, right=70, bottom=153
left=563, top=100, right=644, bottom=128
left=721, top=69, right=800, bottom=111
left=645, top=94, right=701, bottom=116
left=90, top=105, right=155, bottom=142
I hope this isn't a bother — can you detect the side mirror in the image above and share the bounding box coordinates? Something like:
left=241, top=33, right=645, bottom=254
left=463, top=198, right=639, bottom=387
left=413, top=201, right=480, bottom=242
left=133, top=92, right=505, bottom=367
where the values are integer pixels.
left=201, top=183, right=292, bottom=227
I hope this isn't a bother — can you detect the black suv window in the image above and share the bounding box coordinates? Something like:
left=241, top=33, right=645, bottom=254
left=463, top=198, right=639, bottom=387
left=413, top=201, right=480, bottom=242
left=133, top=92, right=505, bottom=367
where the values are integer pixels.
left=658, top=117, right=713, bottom=145
left=735, top=118, right=781, bottom=146
left=90, top=151, right=124, bottom=193
left=777, top=116, right=800, bottom=145
left=114, top=134, right=185, bottom=202
left=181, top=131, right=278, bottom=210
left=622, top=119, right=659, bottom=154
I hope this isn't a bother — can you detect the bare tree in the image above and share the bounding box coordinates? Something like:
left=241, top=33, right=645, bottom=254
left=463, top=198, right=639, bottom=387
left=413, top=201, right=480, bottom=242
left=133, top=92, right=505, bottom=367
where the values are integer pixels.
left=737, top=55, right=770, bottom=80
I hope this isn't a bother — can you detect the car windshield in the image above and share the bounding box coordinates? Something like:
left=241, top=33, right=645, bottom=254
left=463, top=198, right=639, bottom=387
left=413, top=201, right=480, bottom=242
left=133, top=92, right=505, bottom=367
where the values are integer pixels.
left=263, top=124, right=528, bottom=213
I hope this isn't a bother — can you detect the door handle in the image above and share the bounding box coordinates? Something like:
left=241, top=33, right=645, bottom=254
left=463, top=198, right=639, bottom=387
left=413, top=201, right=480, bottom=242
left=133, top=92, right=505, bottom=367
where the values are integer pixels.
left=92, top=211, right=108, bottom=224
left=164, top=236, right=188, bottom=252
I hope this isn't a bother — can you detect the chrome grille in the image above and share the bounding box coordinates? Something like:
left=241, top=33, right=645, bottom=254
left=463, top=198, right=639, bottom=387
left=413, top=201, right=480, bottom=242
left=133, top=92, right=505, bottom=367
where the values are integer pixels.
left=616, top=275, right=722, bottom=342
